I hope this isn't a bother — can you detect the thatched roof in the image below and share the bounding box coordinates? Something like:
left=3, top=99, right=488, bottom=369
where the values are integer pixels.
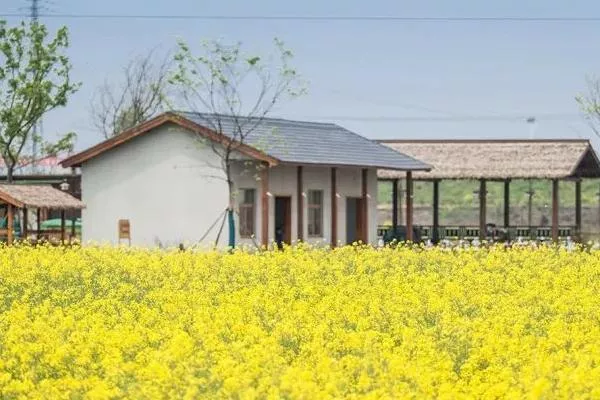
left=0, top=184, right=85, bottom=210
left=378, top=139, right=600, bottom=180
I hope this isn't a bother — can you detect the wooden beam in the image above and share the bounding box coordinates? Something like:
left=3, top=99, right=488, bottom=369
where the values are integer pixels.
left=22, top=207, right=28, bottom=241
left=432, top=180, right=440, bottom=244
left=297, top=166, right=304, bottom=242
left=331, top=167, right=338, bottom=247
left=7, top=204, right=13, bottom=245
left=261, top=164, right=269, bottom=248
left=392, top=179, right=399, bottom=235
left=552, top=179, right=559, bottom=243
left=575, top=179, right=582, bottom=240
left=60, top=210, right=66, bottom=245
left=504, top=179, right=510, bottom=229
left=406, top=171, right=414, bottom=242
left=479, top=179, right=487, bottom=241
left=362, top=169, right=369, bottom=243
left=36, top=208, right=41, bottom=240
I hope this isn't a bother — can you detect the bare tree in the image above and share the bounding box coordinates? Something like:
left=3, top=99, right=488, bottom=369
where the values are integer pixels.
left=91, top=49, right=171, bottom=139
left=576, top=76, right=600, bottom=136
left=170, top=38, right=305, bottom=248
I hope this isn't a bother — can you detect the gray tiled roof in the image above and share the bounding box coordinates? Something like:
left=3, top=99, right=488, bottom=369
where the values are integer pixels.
left=180, top=112, right=429, bottom=171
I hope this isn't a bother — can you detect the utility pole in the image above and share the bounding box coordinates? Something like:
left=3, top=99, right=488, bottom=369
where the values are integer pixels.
left=30, top=0, right=40, bottom=20
left=28, top=0, right=42, bottom=173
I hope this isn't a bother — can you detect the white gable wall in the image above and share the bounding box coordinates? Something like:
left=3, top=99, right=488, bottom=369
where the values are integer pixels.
left=82, top=123, right=233, bottom=247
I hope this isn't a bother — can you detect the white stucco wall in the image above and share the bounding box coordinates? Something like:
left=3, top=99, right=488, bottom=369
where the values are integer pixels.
left=82, top=123, right=232, bottom=247
left=81, top=123, right=379, bottom=248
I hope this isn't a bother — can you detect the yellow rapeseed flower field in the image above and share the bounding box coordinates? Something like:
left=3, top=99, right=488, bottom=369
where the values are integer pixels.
left=0, top=244, right=599, bottom=399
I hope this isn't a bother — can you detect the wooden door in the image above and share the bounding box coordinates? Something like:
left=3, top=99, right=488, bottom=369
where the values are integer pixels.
left=275, top=197, right=292, bottom=248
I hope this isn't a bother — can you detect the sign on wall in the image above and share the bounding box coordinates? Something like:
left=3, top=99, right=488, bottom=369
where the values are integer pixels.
left=118, top=219, right=131, bottom=246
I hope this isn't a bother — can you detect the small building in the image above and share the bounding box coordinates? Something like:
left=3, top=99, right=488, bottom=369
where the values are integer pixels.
left=61, top=112, right=429, bottom=247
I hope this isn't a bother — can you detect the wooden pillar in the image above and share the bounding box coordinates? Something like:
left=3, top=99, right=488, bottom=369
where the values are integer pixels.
left=552, top=179, right=559, bottom=242
left=575, top=179, right=582, bottom=240
left=479, top=179, right=487, bottom=241
left=261, top=165, right=269, bottom=248
left=60, top=210, right=66, bottom=245
left=70, top=216, right=76, bottom=244
left=504, top=180, right=510, bottom=229
left=392, top=179, right=399, bottom=234
left=36, top=208, right=41, bottom=240
left=297, top=166, right=304, bottom=242
left=331, top=167, right=338, bottom=247
left=432, top=180, right=440, bottom=244
left=22, top=207, right=28, bottom=241
left=406, top=171, right=414, bottom=242
left=7, top=204, right=13, bottom=245
left=361, top=169, right=368, bottom=243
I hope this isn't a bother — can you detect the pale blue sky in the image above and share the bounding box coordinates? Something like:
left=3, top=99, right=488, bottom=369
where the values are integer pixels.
left=4, top=0, right=600, bottom=150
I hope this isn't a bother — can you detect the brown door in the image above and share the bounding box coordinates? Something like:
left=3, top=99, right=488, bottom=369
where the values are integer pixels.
left=275, top=197, right=292, bottom=248
left=347, top=197, right=365, bottom=244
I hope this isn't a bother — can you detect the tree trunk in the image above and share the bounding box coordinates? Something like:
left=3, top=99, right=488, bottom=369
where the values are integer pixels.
left=6, top=164, right=14, bottom=183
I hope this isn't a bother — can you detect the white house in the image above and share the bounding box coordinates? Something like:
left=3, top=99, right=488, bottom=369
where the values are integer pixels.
left=61, top=112, right=429, bottom=248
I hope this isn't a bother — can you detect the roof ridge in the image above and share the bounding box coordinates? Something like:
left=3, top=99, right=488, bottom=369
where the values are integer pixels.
left=179, top=111, right=339, bottom=128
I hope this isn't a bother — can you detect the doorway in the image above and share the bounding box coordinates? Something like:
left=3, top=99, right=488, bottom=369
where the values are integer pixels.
left=275, top=196, right=292, bottom=249
left=346, top=197, right=364, bottom=244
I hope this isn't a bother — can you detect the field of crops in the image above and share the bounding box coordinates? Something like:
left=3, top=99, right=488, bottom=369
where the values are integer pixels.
left=1, top=245, right=599, bottom=398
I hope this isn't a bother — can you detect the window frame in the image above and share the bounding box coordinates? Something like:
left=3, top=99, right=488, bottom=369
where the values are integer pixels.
left=238, top=188, right=256, bottom=238
left=307, top=189, right=324, bottom=237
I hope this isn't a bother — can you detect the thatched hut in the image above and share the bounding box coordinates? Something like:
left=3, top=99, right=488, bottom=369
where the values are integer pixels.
left=0, top=184, right=85, bottom=244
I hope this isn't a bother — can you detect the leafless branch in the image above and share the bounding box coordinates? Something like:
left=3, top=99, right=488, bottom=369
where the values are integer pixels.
left=91, top=48, right=172, bottom=139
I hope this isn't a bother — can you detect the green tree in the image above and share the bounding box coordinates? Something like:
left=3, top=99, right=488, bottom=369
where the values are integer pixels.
left=170, top=38, right=305, bottom=248
left=0, top=20, right=79, bottom=182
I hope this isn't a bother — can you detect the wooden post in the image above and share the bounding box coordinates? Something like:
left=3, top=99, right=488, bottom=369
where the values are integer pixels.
left=261, top=164, right=269, bottom=247
left=22, top=207, right=28, bottom=241
left=406, top=171, right=414, bottom=242
left=36, top=208, right=41, bottom=240
left=331, top=168, right=338, bottom=247
left=552, top=179, right=559, bottom=242
left=504, top=180, right=510, bottom=229
left=391, top=179, right=399, bottom=236
left=432, top=180, right=440, bottom=244
left=7, top=204, right=13, bottom=245
left=297, top=166, right=304, bottom=242
left=575, top=179, right=582, bottom=240
left=70, top=216, right=76, bottom=244
left=479, top=179, right=487, bottom=241
left=60, top=210, right=66, bottom=245
left=362, top=168, right=369, bottom=243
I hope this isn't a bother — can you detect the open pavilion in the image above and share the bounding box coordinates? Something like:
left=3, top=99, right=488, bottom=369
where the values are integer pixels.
left=378, top=139, right=600, bottom=243
left=0, top=184, right=85, bottom=245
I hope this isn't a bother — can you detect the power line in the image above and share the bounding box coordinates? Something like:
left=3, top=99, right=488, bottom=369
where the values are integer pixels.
left=2, top=13, right=600, bottom=22
left=290, top=113, right=584, bottom=122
